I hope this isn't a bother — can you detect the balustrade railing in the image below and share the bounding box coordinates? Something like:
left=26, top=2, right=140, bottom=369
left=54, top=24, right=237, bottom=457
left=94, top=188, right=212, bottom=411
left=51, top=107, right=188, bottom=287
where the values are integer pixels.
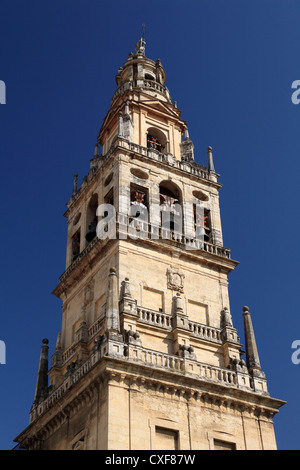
left=111, top=79, right=170, bottom=103
left=118, top=213, right=231, bottom=259
left=126, top=141, right=209, bottom=180
left=61, top=344, right=76, bottom=364
left=126, top=345, right=237, bottom=386
left=88, top=317, right=104, bottom=339
left=137, top=306, right=172, bottom=329
left=35, top=341, right=246, bottom=423
left=187, top=321, right=222, bottom=343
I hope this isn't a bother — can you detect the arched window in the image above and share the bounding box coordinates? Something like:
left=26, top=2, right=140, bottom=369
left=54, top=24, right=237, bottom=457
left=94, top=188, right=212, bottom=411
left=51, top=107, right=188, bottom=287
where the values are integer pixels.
left=85, top=194, right=98, bottom=243
left=72, top=229, right=81, bottom=261
left=129, top=183, right=149, bottom=234
left=147, top=127, right=168, bottom=154
left=193, top=205, right=212, bottom=242
left=192, top=190, right=211, bottom=242
left=159, top=180, right=182, bottom=235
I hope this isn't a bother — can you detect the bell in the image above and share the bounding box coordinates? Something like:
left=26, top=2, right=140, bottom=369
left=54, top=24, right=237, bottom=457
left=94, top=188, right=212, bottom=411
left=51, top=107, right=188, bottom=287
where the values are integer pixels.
left=85, top=218, right=97, bottom=242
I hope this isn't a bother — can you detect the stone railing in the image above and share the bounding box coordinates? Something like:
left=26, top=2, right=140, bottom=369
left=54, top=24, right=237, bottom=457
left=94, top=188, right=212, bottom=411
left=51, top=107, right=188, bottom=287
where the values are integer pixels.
left=187, top=321, right=222, bottom=343
left=137, top=306, right=172, bottom=329
left=34, top=341, right=254, bottom=424
left=137, top=306, right=223, bottom=345
left=144, top=79, right=169, bottom=96
left=126, top=141, right=210, bottom=181
left=51, top=317, right=104, bottom=369
left=117, top=213, right=231, bottom=259
left=111, top=79, right=171, bottom=104
left=88, top=317, right=104, bottom=339
left=61, top=343, right=76, bottom=365
left=58, top=209, right=231, bottom=285
left=126, top=345, right=237, bottom=387
left=32, top=351, right=101, bottom=423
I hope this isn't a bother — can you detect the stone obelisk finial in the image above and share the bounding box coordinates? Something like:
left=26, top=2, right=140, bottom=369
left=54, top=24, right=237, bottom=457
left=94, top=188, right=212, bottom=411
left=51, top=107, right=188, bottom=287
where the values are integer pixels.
left=242, top=306, right=261, bottom=372
left=33, top=338, right=49, bottom=404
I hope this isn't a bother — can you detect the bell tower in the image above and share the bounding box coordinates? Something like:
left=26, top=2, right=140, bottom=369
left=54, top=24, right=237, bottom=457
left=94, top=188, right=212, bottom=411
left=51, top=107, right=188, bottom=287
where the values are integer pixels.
left=14, top=37, right=285, bottom=451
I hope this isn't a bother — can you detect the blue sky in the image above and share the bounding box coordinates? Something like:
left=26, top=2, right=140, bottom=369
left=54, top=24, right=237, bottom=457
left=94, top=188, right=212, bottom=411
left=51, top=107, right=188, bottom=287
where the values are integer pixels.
left=0, top=0, right=299, bottom=450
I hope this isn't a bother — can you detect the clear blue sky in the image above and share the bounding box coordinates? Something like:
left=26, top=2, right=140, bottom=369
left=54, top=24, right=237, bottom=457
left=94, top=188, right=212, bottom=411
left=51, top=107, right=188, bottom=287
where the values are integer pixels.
left=0, top=0, right=299, bottom=450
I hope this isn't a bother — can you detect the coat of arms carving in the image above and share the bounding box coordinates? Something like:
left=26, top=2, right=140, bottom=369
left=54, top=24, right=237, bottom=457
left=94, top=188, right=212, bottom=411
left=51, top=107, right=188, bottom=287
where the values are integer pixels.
left=167, top=268, right=185, bottom=292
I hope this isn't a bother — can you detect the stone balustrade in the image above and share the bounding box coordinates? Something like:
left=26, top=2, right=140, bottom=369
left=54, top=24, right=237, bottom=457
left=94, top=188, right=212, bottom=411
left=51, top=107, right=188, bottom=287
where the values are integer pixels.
left=88, top=317, right=103, bottom=339
left=126, top=344, right=237, bottom=387
left=126, top=141, right=210, bottom=181
left=111, top=79, right=170, bottom=104
left=118, top=213, right=231, bottom=259
left=137, top=306, right=172, bottom=329
left=187, top=320, right=222, bottom=343
left=136, top=305, right=223, bottom=345
left=35, top=341, right=253, bottom=424
left=32, top=351, right=101, bottom=423
left=61, top=343, right=76, bottom=365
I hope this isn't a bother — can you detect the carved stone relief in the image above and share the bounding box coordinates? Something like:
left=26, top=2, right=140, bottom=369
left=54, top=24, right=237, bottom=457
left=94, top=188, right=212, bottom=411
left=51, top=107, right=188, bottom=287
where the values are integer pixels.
left=166, top=268, right=185, bottom=292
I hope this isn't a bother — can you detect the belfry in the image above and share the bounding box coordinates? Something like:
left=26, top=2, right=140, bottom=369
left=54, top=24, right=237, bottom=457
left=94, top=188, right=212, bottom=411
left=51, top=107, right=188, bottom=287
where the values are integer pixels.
left=15, top=37, right=285, bottom=450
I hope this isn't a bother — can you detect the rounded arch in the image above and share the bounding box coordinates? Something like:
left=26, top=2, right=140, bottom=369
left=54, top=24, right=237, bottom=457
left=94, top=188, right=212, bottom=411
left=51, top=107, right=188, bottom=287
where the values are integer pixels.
left=159, top=180, right=182, bottom=204
left=85, top=193, right=98, bottom=243
left=147, top=127, right=168, bottom=154
left=159, top=180, right=183, bottom=233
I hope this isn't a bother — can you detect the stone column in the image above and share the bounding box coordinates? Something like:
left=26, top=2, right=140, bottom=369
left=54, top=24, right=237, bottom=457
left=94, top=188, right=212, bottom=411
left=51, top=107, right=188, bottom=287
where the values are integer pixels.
left=105, top=267, right=120, bottom=333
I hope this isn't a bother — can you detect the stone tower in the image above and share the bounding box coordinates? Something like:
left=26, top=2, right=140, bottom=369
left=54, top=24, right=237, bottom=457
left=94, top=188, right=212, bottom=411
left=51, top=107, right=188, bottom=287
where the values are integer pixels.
left=14, top=37, right=285, bottom=450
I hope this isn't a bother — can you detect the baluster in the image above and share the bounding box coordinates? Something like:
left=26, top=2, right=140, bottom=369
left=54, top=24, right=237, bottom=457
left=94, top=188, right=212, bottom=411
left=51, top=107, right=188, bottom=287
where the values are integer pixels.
left=150, top=352, right=154, bottom=364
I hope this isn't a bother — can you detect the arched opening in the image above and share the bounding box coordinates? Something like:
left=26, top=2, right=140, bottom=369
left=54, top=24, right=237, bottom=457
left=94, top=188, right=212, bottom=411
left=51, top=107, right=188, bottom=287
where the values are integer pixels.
left=144, top=73, right=155, bottom=81
left=71, top=229, right=81, bottom=261
left=85, top=194, right=98, bottom=243
left=129, top=183, right=149, bottom=234
left=193, top=204, right=212, bottom=242
left=159, top=180, right=182, bottom=235
left=147, top=127, right=168, bottom=154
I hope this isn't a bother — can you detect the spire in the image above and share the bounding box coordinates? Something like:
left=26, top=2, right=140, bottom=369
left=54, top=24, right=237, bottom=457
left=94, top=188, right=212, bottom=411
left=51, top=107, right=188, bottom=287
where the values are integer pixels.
left=105, top=267, right=120, bottom=332
left=242, top=306, right=261, bottom=372
left=33, top=339, right=49, bottom=404
left=55, top=331, right=62, bottom=350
